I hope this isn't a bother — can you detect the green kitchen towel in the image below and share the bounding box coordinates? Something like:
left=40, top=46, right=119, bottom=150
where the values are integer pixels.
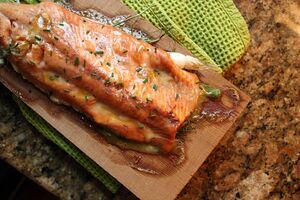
left=123, top=0, right=250, bottom=71
left=4, top=0, right=250, bottom=194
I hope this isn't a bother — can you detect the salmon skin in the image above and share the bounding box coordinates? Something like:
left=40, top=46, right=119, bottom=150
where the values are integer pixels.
left=0, top=2, right=203, bottom=152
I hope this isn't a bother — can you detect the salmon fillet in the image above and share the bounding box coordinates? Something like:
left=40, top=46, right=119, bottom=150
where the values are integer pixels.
left=0, top=2, right=202, bottom=152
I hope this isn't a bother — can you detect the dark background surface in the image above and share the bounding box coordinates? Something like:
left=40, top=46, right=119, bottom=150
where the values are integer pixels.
left=0, top=159, right=57, bottom=200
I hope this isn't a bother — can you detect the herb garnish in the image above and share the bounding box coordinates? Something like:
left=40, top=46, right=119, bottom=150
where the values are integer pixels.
left=143, top=77, right=148, bottom=84
left=138, top=123, right=145, bottom=129
left=152, top=84, right=158, bottom=91
left=34, top=35, right=42, bottom=41
left=200, top=84, right=221, bottom=99
left=74, top=57, right=80, bottom=66
left=49, top=74, right=59, bottom=81
left=136, top=67, right=143, bottom=72
left=54, top=36, right=59, bottom=41
left=104, top=79, right=111, bottom=86
left=94, top=50, right=104, bottom=56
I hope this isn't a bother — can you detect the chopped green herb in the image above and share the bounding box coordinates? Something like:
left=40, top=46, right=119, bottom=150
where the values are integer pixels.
left=54, top=36, right=59, bottom=41
left=106, top=62, right=111, bottom=66
left=94, top=50, right=104, bottom=56
left=138, top=123, right=145, bottom=129
left=111, top=73, right=114, bottom=78
left=104, top=79, right=111, bottom=85
left=175, top=93, right=180, bottom=100
left=143, top=77, right=148, bottom=84
left=74, top=57, right=80, bottom=66
left=200, top=84, right=221, bottom=99
left=136, top=67, right=143, bottom=72
left=43, top=29, right=51, bottom=32
left=152, top=84, right=158, bottom=91
left=84, top=95, right=89, bottom=101
left=132, top=84, right=136, bottom=89
left=49, top=74, right=59, bottom=81
left=0, top=59, right=4, bottom=65
left=154, top=48, right=157, bottom=53
left=83, top=19, right=87, bottom=23
left=86, top=30, right=90, bottom=34
left=59, top=22, right=65, bottom=26
left=34, top=35, right=42, bottom=41
left=123, top=50, right=128, bottom=54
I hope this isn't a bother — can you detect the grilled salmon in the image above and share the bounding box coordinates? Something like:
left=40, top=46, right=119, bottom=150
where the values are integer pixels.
left=0, top=2, right=203, bottom=152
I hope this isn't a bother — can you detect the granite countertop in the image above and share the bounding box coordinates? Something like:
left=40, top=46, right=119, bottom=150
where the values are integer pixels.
left=0, top=0, right=299, bottom=199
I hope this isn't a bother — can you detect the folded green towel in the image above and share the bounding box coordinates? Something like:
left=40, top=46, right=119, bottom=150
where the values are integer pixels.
left=2, top=0, right=250, bottom=194
left=123, top=0, right=249, bottom=71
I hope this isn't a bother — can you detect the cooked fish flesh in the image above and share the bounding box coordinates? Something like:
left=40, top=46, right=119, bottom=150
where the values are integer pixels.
left=0, top=2, right=203, bottom=152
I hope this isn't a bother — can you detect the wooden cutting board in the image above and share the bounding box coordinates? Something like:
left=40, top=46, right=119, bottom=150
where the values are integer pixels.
left=0, top=0, right=250, bottom=199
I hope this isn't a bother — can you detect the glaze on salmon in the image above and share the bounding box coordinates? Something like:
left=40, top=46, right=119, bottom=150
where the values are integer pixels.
left=0, top=2, right=203, bottom=152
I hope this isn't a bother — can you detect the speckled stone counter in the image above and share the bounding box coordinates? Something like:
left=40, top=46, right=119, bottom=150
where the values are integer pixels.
left=0, top=0, right=299, bottom=199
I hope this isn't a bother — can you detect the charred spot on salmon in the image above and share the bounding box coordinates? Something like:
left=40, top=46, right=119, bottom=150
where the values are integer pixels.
left=130, top=94, right=137, bottom=99
left=116, top=82, right=124, bottom=88
left=122, top=49, right=128, bottom=54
